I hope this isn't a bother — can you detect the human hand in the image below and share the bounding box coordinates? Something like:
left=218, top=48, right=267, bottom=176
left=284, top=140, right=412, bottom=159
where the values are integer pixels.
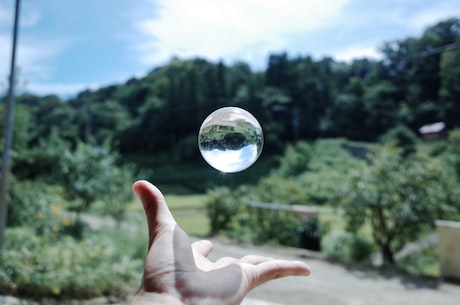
left=130, top=180, right=311, bottom=305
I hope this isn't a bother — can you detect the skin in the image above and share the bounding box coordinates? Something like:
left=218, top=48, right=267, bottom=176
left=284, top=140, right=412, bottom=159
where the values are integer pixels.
left=130, top=180, right=311, bottom=305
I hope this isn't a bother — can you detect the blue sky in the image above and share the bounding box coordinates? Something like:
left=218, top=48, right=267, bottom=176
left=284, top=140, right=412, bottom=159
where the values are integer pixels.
left=1, top=0, right=459, bottom=97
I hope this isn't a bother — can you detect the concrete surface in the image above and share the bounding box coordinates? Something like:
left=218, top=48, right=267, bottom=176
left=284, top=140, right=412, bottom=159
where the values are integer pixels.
left=207, top=238, right=460, bottom=305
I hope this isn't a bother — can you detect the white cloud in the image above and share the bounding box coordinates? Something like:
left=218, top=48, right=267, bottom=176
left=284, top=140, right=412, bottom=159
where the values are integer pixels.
left=19, top=38, right=71, bottom=80
left=0, top=1, right=41, bottom=28
left=0, top=5, right=11, bottom=27
left=19, top=2, right=42, bottom=28
left=0, top=35, right=71, bottom=84
left=404, top=1, right=460, bottom=31
left=135, top=0, right=350, bottom=67
left=332, top=44, right=382, bottom=62
left=0, top=2, right=72, bottom=91
left=24, top=82, right=99, bottom=98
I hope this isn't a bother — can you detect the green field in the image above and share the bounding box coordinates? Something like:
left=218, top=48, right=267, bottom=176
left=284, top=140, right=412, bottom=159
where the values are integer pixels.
left=166, top=194, right=210, bottom=236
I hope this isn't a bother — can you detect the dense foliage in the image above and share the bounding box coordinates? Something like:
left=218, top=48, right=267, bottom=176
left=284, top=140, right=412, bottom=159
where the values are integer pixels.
left=1, top=18, right=460, bottom=298
left=0, top=227, right=143, bottom=298
left=2, top=18, right=459, bottom=162
left=205, top=139, right=367, bottom=247
left=205, top=137, right=460, bottom=265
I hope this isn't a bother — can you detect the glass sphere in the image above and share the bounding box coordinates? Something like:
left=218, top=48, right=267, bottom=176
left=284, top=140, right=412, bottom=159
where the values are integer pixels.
left=198, top=107, right=264, bottom=173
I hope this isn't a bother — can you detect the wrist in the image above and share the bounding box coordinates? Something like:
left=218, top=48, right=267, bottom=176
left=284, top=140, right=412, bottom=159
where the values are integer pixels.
left=130, top=291, right=185, bottom=305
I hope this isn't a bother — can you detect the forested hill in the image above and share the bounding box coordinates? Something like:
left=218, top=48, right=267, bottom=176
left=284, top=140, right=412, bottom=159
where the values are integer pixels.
left=3, top=18, right=460, bottom=159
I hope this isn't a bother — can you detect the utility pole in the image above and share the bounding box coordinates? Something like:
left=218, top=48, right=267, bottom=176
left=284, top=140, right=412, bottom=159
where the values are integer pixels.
left=0, top=0, right=21, bottom=250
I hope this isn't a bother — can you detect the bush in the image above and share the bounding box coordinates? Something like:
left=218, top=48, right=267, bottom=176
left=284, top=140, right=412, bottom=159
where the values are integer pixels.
left=379, top=124, right=419, bottom=156
left=253, top=176, right=309, bottom=205
left=244, top=205, right=301, bottom=247
left=275, top=141, right=311, bottom=177
left=322, top=230, right=374, bottom=263
left=11, top=133, right=134, bottom=225
left=206, top=184, right=303, bottom=247
left=0, top=228, right=142, bottom=298
left=8, top=179, right=83, bottom=238
left=206, top=187, right=242, bottom=235
left=58, top=141, right=133, bottom=215
left=204, top=138, right=368, bottom=247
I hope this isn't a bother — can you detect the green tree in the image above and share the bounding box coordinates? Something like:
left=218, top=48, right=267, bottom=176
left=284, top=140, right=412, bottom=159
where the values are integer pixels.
left=322, top=92, right=368, bottom=139
left=275, top=141, right=311, bottom=177
left=439, top=40, right=460, bottom=127
left=379, top=124, right=419, bottom=156
left=339, top=145, right=460, bottom=265
left=363, top=81, right=399, bottom=138
left=443, top=128, right=460, bottom=178
left=57, top=141, right=133, bottom=215
left=16, top=94, right=78, bottom=144
left=379, top=18, right=460, bottom=129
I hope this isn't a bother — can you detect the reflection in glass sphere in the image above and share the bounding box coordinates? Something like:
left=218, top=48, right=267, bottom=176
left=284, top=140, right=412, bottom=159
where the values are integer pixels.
left=198, top=107, right=264, bottom=173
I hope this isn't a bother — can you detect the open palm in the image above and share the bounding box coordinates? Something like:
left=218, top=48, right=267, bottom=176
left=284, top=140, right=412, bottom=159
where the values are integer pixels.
left=131, top=180, right=311, bottom=305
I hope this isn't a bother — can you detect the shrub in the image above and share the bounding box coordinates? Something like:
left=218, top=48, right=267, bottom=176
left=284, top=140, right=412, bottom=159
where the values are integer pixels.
left=253, top=176, right=309, bottom=205
left=322, top=230, right=374, bottom=263
left=379, top=124, right=419, bottom=156
left=308, top=138, right=359, bottom=172
left=8, top=179, right=82, bottom=238
left=11, top=132, right=134, bottom=225
left=243, top=205, right=301, bottom=247
left=58, top=141, right=133, bottom=215
left=322, top=230, right=353, bottom=261
left=0, top=228, right=142, bottom=298
left=204, top=138, right=369, bottom=247
left=206, top=187, right=242, bottom=235
left=349, top=234, right=375, bottom=262
left=275, top=141, right=311, bottom=177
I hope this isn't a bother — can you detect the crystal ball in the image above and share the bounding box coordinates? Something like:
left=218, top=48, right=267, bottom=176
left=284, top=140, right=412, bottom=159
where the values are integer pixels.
left=198, top=107, right=264, bottom=173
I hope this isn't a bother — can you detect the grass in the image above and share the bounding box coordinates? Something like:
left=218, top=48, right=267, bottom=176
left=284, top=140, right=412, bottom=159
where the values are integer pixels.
left=166, top=194, right=209, bottom=236
left=124, top=193, right=210, bottom=237
left=166, top=193, right=210, bottom=236
left=122, top=189, right=209, bottom=237
left=173, top=210, right=210, bottom=237
left=165, top=194, right=208, bottom=210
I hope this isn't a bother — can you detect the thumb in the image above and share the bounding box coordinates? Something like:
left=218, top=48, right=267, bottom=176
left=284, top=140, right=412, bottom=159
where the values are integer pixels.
left=133, top=180, right=176, bottom=246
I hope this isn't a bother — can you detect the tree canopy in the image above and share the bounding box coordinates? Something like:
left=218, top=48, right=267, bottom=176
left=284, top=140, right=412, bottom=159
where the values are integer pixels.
left=1, top=18, right=459, bottom=161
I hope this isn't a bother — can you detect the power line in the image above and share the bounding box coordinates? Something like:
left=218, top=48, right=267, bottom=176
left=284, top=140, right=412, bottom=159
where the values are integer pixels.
left=394, top=43, right=459, bottom=71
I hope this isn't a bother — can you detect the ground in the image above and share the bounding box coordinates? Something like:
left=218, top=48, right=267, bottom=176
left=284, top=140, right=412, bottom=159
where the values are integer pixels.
left=3, top=236, right=459, bottom=305
left=207, top=237, right=460, bottom=305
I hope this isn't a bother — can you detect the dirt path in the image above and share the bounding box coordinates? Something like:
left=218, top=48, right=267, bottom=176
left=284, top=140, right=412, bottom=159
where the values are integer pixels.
left=78, top=213, right=460, bottom=305
left=205, top=238, right=460, bottom=305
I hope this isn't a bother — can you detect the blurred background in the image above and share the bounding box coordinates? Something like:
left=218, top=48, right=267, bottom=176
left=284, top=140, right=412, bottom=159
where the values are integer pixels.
left=0, top=0, right=459, bottom=304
